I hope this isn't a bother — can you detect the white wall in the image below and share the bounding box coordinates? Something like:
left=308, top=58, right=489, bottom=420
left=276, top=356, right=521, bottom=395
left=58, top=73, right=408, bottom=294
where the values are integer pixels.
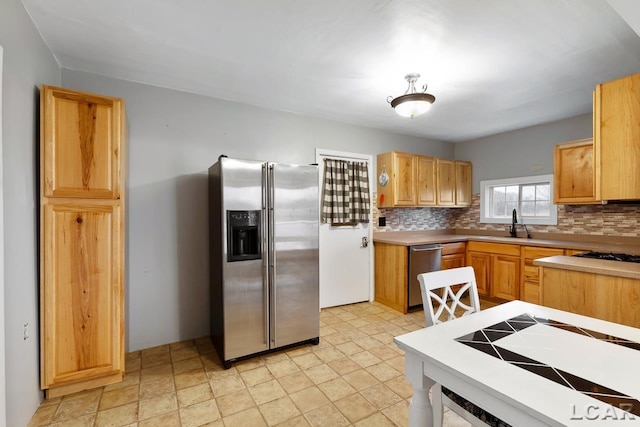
left=61, top=69, right=453, bottom=351
left=454, top=114, right=593, bottom=193
left=0, top=42, right=5, bottom=427
left=0, top=1, right=61, bottom=425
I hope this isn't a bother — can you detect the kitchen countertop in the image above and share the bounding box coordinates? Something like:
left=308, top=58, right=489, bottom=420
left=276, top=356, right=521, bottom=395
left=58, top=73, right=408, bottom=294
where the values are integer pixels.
left=534, top=255, right=640, bottom=280
left=373, top=230, right=640, bottom=279
left=372, top=230, right=640, bottom=254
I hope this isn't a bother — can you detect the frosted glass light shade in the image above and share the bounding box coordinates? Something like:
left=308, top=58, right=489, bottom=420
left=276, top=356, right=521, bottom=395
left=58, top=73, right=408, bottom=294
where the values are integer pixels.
left=390, top=93, right=435, bottom=118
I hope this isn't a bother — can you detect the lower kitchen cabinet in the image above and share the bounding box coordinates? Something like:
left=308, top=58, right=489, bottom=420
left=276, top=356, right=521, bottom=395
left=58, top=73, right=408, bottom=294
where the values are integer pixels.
left=374, top=241, right=467, bottom=313
left=373, top=242, right=408, bottom=313
left=441, top=242, right=466, bottom=270
left=467, top=251, right=490, bottom=295
left=466, top=241, right=521, bottom=300
left=521, top=246, right=565, bottom=304
left=541, top=267, right=640, bottom=328
left=491, top=254, right=521, bottom=300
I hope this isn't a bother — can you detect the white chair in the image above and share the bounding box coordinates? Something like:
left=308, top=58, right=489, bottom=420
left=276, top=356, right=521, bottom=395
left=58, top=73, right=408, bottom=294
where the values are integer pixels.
left=418, top=266, right=507, bottom=427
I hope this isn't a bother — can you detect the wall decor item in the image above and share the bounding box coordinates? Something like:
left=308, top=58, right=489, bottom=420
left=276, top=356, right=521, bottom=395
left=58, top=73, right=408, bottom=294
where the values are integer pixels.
left=378, top=164, right=389, bottom=186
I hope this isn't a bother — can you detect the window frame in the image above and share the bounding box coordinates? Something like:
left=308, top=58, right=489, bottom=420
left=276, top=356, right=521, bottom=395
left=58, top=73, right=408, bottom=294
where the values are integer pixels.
left=479, top=174, right=557, bottom=225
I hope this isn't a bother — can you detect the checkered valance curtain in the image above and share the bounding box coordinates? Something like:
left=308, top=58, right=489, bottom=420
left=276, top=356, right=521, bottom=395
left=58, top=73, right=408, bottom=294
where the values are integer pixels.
left=321, top=159, right=370, bottom=224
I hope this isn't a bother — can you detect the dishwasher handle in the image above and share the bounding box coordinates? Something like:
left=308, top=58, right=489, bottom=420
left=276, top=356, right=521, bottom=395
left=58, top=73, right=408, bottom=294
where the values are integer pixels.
left=410, top=244, right=442, bottom=253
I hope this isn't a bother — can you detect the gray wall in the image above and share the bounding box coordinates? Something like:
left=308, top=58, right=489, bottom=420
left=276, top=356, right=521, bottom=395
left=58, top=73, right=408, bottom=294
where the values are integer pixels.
left=61, top=69, right=453, bottom=352
left=454, top=114, right=593, bottom=193
left=0, top=0, right=61, bottom=426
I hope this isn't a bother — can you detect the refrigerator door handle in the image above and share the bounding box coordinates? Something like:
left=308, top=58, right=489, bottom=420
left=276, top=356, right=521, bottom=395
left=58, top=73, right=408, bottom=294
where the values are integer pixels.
left=269, top=164, right=276, bottom=346
left=262, top=163, right=269, bottom=346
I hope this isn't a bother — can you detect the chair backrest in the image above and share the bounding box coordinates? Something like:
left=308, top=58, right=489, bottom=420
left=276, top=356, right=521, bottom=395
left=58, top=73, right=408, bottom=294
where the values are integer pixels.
left=417, top=266, right=480, bottom=327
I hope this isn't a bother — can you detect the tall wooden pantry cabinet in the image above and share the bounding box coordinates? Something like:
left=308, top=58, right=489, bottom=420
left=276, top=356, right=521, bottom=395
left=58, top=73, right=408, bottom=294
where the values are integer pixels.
left=40, top=85, right=126, bottom=398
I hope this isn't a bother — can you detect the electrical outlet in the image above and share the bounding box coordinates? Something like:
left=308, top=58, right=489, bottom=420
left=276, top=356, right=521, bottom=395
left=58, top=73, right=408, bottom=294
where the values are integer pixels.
left=23, top=323, right=29, bottom=341
left=378, top=216, right=386, bottom=227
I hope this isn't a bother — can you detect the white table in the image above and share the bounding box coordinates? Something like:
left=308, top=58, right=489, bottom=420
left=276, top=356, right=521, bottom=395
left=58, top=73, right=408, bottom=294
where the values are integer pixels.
left=394, top=300, right=640, bottom=427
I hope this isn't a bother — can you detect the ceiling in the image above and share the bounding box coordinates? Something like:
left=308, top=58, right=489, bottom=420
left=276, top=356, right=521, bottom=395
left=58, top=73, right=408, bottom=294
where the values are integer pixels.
left=21, top=0, right=640, bottom=142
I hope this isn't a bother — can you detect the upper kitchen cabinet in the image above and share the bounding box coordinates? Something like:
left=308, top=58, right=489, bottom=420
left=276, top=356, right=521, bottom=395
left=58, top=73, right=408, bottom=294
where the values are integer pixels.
left=416, top=155, right=436, bottom=206
left=436, top=159, right=455, bottom=206
left=377, top=151, right=416, bottom=207
left=377, top=151, right=471, bottom=208
left=454, top=160, right=472, bottom=207
left=594, top=72, right=640, bottom=201
left=41, top=85, right=125, bottom=199
left=553, top=138, right=599, bottom=204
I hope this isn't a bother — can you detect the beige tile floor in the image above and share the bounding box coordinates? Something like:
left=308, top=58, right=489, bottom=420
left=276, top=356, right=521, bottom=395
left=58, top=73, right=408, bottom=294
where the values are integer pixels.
left=29, top=299, right=500, bottom=427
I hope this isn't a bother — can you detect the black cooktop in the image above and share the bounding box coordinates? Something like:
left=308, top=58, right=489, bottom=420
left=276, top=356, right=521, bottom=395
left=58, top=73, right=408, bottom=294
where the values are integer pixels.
left=574, top=251, right=640, bottom=263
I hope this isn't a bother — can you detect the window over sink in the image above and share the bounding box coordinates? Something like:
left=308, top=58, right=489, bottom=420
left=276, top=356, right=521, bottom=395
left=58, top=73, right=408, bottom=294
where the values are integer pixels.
left=480, top=174, right=557, bottom=225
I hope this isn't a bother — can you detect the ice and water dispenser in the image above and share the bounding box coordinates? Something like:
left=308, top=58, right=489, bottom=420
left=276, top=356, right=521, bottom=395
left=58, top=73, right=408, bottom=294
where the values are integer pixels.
left=227, top=210, right=261, bottom=262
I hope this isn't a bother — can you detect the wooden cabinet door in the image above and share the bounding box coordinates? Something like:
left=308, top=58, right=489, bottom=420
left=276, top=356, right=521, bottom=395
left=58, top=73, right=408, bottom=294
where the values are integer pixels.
left=454, top=161, right=472, bottom=206
left=553, top=139, right=598, bottom=204
left=441, top=254, right=465, bottom=270
left=41, top=86, right=124, bottom=199
left=416, top=155, right=436, bottom=206
left=393, top=152, right=416, bottom=206
left=466, top=252, right=490, bottom=295
left=41, top=201, right=124, bottom=390
left=595, top=72, right=640, bottom=201
left=491, top=255, right=520, bottom=300
left=436, top=159, right=455, bottom=206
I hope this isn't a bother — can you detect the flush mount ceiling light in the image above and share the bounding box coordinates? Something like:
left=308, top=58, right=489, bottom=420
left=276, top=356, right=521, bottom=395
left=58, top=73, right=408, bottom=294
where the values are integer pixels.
left=387, top=73, right=436, bottom=118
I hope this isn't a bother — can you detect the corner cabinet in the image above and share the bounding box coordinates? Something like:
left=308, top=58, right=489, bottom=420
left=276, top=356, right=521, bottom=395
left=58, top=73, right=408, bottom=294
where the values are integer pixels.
left=377, top=151, right=471, bottom=208
left=40, top=85, right=126, bottom=398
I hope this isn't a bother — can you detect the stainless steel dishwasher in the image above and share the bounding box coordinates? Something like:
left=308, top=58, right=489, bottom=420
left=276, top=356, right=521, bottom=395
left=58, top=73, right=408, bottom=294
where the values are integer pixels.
left=408, top=244, right=442, bottom=308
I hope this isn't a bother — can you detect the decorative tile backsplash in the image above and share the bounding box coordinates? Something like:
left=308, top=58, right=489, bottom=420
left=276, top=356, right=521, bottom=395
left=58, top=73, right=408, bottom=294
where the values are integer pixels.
left=375, top=206, right=454, bottom=231
left=374, top=194, right=640, bottom=237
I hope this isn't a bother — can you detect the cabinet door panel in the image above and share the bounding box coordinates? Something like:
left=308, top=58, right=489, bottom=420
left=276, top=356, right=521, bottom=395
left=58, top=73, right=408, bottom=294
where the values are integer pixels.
left=42, top=86, right=123, bottom=199
left=436, top=159, right=455, bottom=206
left=393, top=152, right=415, bottom=206
left=42, top=202, right=123, bottom=387
left=455, top=161, right=472, bottom=206
left=441, top=254, right=465, bottom=270
left=553, top=139, right=597, bottom=204
left=467, top=252, right=490, bottom=295
left=522, top=281, right=540, bottom=304
left=491, top=255, right=520, bottom=300
left=416, top=156, right=436, bottom=206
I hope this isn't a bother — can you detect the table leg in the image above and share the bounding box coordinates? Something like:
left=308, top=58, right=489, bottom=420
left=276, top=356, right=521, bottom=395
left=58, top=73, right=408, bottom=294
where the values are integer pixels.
left=405, top=352, right=437, bottom=427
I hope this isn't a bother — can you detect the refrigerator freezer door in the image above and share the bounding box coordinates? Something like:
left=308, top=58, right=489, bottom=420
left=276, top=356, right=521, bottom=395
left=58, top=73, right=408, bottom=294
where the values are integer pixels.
left=220, top=158, right=269, bottom=360
left=269, top=163, right=320, bottom=348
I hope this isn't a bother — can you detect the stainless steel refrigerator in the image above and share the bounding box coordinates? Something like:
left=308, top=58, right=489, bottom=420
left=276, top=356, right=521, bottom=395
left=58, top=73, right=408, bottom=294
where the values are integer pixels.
left=209, top=156, right=319, bottom=368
